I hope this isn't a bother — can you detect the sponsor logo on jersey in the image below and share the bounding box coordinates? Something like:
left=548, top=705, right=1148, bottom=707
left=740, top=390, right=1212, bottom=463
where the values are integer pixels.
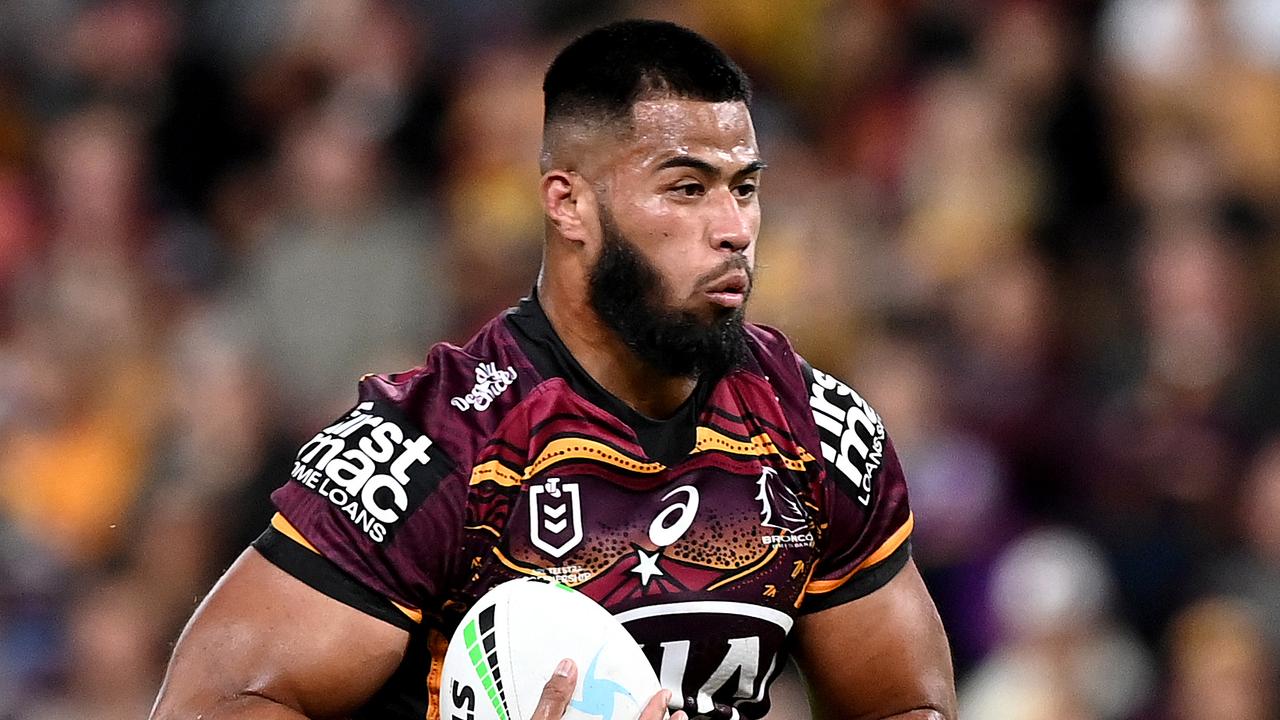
left=624, top=485, right=700, bottom=587
left=619, top=601, right=792, bottom=719
left=648, top=485, right=699, bottom=546
left=451, top=362, right=518, bottom=412
left=291, top=400, right=451, bottom=543
left=529, top=477, right=584, bottom=559
left=808, top=368, right=885, bottom=506
left=538, top=563, right=593, bottom=585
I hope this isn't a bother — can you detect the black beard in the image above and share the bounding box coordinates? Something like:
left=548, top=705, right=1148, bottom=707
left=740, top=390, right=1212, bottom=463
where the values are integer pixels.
left=587, top=211, right=750, bottom=379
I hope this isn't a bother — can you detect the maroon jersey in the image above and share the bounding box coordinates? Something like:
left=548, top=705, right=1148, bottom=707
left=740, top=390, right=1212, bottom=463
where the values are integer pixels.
left=256, top=295, right=913, bottom=720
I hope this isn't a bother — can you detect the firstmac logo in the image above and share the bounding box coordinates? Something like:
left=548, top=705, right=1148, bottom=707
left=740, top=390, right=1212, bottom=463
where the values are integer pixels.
left=808, top=368, right=884, bottom=506
left=291, top=401, right=452, bottom=542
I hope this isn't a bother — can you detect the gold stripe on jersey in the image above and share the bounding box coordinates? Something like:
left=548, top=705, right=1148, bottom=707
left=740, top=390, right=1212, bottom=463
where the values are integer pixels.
left=465, top=523, right=502, bottom=538
left=706, top=544, right=780, bottom=591
left=802, top=512, right=915, bottom=596
left=467, top=437, right=664, bottom=486
left=468, top=427, right=816, bottom=486
left=794, top=559, right=821, bottom=610
left=394, top=602, right=425, bottom=626
left=272, top=512, right=320, bottom=552
left=424, top=628, right=449, bottom=720
left=693, top=427, right=816, bottom=471
left=468, top=459, right=525, bottom=487
left=269, top=513, right=424, bottom=625
left=491, top=546, right=553, bottom=580
left=527, top=437, right=668, bottom=476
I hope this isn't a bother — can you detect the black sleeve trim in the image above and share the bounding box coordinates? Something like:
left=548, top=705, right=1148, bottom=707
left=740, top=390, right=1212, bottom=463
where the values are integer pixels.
left=253, top=526, right=417, bottom=631
left=800, top=540, right=912, bottom=615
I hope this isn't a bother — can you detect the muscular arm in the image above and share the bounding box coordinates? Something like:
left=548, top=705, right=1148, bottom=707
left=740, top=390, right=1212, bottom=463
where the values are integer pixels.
left=793, top=559, right=956, bottom=720
left=150, top=548, right=409, bottom=720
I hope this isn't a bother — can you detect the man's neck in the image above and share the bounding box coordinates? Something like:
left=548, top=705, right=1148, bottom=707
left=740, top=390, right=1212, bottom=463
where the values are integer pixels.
left=537, top=281, right=696, bottom=420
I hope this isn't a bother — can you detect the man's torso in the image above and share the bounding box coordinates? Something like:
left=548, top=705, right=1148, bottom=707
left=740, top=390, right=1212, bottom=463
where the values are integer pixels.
left=258, top=297, right=912, bottom=719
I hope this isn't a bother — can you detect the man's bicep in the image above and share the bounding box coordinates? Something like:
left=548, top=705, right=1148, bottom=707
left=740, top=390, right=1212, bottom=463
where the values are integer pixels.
left=152, top=547, right=409, bottom=720
left=792, top=559, right=956, bottom=720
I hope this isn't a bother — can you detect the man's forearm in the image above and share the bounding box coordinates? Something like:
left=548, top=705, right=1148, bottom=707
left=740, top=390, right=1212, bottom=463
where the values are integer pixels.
left=880, top=709, right=952, bottom=720
left=151, top=691, right=311, bottom=720
left=814, top=704, right=953, bottom=720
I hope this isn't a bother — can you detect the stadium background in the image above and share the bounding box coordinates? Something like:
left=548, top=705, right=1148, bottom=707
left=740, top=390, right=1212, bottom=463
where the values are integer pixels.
left=2, top=0, right=1280, bottom=718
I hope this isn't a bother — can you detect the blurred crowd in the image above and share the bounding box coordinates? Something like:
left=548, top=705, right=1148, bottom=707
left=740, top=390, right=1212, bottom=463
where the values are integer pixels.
left=2, top=1, right=1279, bottom=718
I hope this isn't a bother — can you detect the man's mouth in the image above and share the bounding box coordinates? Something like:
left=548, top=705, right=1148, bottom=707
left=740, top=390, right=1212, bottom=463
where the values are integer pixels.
left=704, top=270, right=750, bottom=308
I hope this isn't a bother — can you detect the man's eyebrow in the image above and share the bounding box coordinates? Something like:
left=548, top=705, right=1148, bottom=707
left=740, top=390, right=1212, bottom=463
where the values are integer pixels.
left=654, top=156, right=768, bottom=178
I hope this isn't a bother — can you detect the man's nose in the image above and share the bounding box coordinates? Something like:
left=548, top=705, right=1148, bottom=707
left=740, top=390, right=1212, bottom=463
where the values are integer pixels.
left=707, top=190, right=752, bottom=252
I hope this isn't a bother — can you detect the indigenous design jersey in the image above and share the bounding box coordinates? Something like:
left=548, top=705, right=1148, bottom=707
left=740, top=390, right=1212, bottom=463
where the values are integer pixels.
left=257, top=296, right=913, bottom=720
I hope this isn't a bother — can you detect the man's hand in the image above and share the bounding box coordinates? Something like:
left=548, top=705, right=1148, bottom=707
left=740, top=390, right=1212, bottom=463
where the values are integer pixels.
left=531, top=659, right=686, bottom=720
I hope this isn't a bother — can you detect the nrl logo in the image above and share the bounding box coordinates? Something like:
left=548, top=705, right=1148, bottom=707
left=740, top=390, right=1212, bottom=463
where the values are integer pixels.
left=529, top=477, right=584, bottom=559
left=451, top=362, right=518, bottom=412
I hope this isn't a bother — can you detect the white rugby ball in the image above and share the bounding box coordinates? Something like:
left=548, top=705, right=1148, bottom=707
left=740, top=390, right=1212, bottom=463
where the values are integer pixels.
left=439, top=577, right=664, bottom=720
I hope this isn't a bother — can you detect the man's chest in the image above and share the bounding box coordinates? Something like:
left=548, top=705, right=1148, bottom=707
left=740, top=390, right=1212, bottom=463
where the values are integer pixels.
left=453, top=393, right=825, bottom=718
left=470, top=460, right=820, bottom=599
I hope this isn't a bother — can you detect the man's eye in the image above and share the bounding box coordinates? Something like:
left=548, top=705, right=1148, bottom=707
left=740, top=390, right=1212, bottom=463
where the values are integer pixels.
left=734, top=183, right=758, bottom=198
left=674, top=184, right=704, bottom=197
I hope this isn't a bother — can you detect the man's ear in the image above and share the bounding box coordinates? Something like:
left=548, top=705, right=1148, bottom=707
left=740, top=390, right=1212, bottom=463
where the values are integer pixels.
left=541, top=170, right=599, bottom=247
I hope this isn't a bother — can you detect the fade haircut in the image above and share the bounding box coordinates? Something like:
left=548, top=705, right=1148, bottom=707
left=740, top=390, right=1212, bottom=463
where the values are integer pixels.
left=541, top=19, right=751, bottom=166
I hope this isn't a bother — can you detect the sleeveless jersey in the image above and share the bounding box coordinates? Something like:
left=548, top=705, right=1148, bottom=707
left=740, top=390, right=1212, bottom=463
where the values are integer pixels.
left=255, top=295, right=913, bottom=720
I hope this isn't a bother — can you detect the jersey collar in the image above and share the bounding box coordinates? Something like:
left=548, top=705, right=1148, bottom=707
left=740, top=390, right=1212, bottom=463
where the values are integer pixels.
left=504, top=291, right=724, bottom=464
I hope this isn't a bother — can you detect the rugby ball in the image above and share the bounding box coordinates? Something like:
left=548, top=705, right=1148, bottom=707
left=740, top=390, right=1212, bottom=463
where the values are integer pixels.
left=439, top=577, right=664, bottom=720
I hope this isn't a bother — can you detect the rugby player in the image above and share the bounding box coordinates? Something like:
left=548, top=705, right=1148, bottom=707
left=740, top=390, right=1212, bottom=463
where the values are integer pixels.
left=151, top=19, right=956, bottom=720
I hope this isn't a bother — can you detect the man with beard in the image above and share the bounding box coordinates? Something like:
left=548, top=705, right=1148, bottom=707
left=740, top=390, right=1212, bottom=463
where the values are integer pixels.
left=152, top=20, right=956, bottom=720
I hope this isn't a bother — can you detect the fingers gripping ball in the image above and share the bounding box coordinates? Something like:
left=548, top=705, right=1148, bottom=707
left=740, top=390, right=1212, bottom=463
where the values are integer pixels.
left=440, top=578, right=664, bottom=720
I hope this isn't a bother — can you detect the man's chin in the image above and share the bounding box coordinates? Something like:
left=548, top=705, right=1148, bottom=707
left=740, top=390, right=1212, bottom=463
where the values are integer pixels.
left=612, top=302, right=748, bottom=379
left=688, top=297, right=747, bottom=324
left=712, top=306, right=749, bottom=334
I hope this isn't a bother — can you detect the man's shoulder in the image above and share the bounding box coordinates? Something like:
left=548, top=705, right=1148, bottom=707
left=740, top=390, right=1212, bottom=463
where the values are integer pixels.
left=741, top=322, right=872, bottom=402
left=354, top=312, right=542, bottom=466
left=737, top=323, right=887, bottom=468
left=738, top=321, right=809, bottom=399
left=742, top=321, right=793, bottom=353
left=740, top=322, right=802, bottom=378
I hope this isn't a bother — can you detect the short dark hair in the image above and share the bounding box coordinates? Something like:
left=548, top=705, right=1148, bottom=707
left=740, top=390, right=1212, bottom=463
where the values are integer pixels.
left=543, top=19, right=751, bottom=129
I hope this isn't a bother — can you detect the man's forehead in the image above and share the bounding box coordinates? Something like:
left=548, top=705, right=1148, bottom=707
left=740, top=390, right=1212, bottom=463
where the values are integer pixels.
left=630, top=97, right=753, bottom=134
left=622, top=97, right=759, bottom=168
